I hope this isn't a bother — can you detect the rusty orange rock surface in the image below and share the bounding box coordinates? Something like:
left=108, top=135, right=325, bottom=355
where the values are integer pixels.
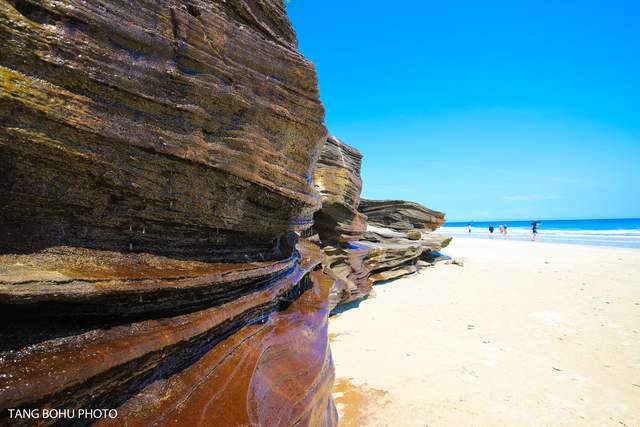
left=0, top=240, right=337, bottom=426
left=0, top=0, right=336, bottom=425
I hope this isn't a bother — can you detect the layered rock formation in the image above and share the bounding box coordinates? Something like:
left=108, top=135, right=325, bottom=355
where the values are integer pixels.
left=311, top=137, right=372, bottom=309
left=358, top=201, right=449, bottom=284
left=0, top=0, right=325, bottom=260
left=0, top=240, right=337, bottom=427
left=362, top=225, right=452, bottom=283
left=313, top=136, right=367, bottom=244
left=359, top=199, right=446, bottom=232
left=321, top=242, right=372, bottom=311
left=0, top=0, right=454, bottom=423
left=312, top=137, right=450, bottom=311
left=0, top=1, right=337, bottom=425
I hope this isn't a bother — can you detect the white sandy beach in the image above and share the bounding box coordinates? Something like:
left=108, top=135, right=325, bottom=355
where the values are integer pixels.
left=330, top=238, right=640, bottom=426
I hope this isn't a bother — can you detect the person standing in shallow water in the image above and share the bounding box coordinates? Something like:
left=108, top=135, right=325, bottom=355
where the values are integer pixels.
left=489, top=224, right=495, bottom=236
left=532, top=223, right=539, bottom=241
left=467, top=223, right=472, bottom=233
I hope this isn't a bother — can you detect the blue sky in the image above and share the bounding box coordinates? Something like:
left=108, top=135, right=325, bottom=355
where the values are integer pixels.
left=287, top=1, right=640, bottom=221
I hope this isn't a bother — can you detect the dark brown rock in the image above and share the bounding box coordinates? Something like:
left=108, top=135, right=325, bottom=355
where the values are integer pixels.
left=406, top=229, right=422, bottom=240
left=311, top=136, right=371, bottom=310
left=322, top=242, right=372, bottom=312
left=362, top=225, right=452, bottom=284
left=0, top=0, right=326, bottom=261
left=313, top=136, right=368, bottom=244
left=0, top=241, right=337, bottom=427
left=320, top=221, right=451, bottom=304
left=0, top=1, right=336, bottom=426
left=311, top=137, right=451, bottom=309
left=369, top=263, right=418, bottom=283
left=359, top=199, right=446, bottom=232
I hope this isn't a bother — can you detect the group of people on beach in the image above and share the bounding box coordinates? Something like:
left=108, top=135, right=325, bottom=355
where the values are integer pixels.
left=484, top=224, right=510, bottom=237
left=466, top=222, right=540, bottom=240
left=489, top=224, right=509, bottom=235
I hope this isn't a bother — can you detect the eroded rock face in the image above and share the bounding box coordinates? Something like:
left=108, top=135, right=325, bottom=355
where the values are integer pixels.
left=362, top=225, right=452, bottom=284
left=0, top=1, right=336, bottom=425
left=313, top=136, right=368, bottom=244
left=359, top=199, right=446, bottom=232
left=311, top=136, right=372, bottom=310
left=319, top=221, right=451, bottom=311
left=322, top=242, right=372, bottom=311
left=0, top=241, right=337, bottom=427
left=311, top=138, right=451, bottom=310
left=0, top=0, right=326, bottom=260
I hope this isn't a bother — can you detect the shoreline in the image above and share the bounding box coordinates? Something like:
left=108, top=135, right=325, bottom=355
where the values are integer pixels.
left=436, top=231, right=640, bottom=250
left=330, top=237, right=640, bottom=426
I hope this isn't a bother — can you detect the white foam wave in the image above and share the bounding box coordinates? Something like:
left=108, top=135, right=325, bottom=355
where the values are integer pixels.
left=442, top=227, right=640, bottom=237
left=438, top=226, right=640, bottom=249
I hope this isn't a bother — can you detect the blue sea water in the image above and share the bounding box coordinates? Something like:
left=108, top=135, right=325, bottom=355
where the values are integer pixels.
left=441, top=218, right=640, bottom=249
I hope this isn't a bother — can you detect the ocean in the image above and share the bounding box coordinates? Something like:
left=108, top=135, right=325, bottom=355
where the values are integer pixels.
left=440, top=218, right=640, bottom=249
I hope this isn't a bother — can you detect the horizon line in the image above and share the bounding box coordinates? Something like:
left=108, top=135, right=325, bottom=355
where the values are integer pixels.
left=445, top=216, right=640, bottom=224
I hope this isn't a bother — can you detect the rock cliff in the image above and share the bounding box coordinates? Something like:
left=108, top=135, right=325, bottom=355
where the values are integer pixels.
left=362, top=225, right=452, bottom=283
left=0, top=0, right=453, bottom=423
left=311, top=136, right=372, bottom=309
left=0, top=0, right=336, bottom=425
left=359, top=199, right=446, bottom=232
left=312, top=137, right=450, bottom=311
left=0, top=240, right=337, bottom=427
left=0, top=0, right=325, bottom=260
left=313, top=136, right=367, bottom=244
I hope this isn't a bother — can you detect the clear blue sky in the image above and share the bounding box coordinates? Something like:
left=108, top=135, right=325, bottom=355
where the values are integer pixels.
left=287, top=1, right=640, bottom=221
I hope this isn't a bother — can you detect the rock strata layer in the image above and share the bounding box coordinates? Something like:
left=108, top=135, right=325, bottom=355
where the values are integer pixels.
left=0, top=240, right=337, bottom=427
left=362, top=225, right=452, bottom=284
left=359, top=199, right=446, bottom=232
left=322, top=242, right=372, bottom=311
left=313, top=136, right=368, bottom=244
left=311, top=136, right=371, bottom=310
left=0, top=0, right=325, bottom=260
left=0, top=1, right=336, bottom=426
left=312, top=137, right=450, bottom=311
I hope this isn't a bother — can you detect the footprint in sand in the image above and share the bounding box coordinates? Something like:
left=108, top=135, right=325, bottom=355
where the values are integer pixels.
left=531, top=311, right=576, bottom=335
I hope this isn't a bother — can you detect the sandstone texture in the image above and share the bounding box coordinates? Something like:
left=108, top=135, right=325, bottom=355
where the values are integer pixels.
left=0, top=240, right=337, bottom=427
left=311, top=136, right=371, bottom=310
left=313, top=136, right=367, bottom=244
left=0, top=0, right=453, bottom=423
left=0, top=1, right=336, bottom=425
left=359, top=199, right=446, bottom=232
left=312, top=137, right=450, bottom=311
left=319, top=220, right=450, bottom=311
left=322, top=242, right=372, bottom=311
left=0, top=0, right=325, bottom=260
left=362, top=225, right=452, bottom=284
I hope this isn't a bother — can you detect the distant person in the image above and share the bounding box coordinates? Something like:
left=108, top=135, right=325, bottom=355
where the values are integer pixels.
left=531, top=222, right=539, bottom=241
left=467, top=223, right=472, bottom=233
left=503, top=224, right=508, bottom=235
left=499, top=224, right=504, bottom=234
left=489, top=224, right=494, bottom=235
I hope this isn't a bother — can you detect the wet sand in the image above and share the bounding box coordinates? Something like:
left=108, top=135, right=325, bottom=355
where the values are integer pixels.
left=330, top=237, right=640, bottom=426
